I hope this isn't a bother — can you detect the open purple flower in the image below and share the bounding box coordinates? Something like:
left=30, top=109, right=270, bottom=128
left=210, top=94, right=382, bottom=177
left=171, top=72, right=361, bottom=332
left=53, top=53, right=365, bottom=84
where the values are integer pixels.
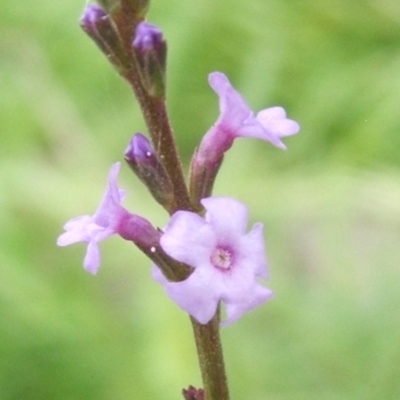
left=210, top=71, right=299, bottom=147
left=152, top=197, right=273, bottom=325
left=57, top=163, right=129, bottom=274
left=197, top=72, right=299, bottom=163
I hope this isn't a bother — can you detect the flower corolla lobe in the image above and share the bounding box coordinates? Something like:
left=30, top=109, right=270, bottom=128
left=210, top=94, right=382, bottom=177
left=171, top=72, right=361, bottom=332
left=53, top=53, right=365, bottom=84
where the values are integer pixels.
left=153, top=197, right=273, bottom=325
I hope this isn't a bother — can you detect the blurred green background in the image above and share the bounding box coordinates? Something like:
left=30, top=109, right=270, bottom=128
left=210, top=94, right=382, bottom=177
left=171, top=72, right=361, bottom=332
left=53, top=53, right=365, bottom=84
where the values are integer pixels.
left=1, top=0, right=400, bottom=399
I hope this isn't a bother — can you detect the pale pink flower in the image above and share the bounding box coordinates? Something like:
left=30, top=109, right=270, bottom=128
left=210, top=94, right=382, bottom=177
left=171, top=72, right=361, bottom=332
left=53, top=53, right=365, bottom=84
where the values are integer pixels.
left=153, top=197, right=273, bottom=325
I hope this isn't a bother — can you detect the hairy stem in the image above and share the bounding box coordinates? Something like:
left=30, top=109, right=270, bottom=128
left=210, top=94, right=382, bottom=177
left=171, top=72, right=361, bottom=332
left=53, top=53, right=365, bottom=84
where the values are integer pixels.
left=114, top=8, right=194, bottom=214
left=190, top=313, right=230, bottom=400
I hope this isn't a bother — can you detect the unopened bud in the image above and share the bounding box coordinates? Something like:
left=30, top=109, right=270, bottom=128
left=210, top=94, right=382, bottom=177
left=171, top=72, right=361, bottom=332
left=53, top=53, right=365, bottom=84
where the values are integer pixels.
left=133, top=22, right=163, bottom=51
left=132, top=22, right=167, bottom=98
left=128, top=132, right=154, bottom=161
left=80, top=4, right=126, bottom=72
left=80, top=4, right=108, bottom=33
left=125, top=133, right=174, bottom=211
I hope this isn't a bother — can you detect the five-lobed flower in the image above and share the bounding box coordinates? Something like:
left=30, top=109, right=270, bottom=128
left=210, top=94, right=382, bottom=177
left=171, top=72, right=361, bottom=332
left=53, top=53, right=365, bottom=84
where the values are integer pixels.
left=153, top=197, right=273, bottom=325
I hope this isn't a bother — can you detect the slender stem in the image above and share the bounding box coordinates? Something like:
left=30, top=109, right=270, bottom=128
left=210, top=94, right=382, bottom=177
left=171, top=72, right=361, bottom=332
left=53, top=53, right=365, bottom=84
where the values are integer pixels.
left=138, top=94, right=194, bottom=213
left=190, top=313, right=230, bottom=400
left=112, top=9, right=194, bottom=214
left=125, top=73, right=193, bottom=213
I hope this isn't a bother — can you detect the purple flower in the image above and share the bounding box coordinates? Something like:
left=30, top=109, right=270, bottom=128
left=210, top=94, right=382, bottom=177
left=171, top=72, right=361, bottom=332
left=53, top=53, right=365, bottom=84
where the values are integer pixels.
left=152, top=197, right=273, bottom=325
left=57, top=163, right=129, bottom=274
left=198, top=72, right=300, bottom=162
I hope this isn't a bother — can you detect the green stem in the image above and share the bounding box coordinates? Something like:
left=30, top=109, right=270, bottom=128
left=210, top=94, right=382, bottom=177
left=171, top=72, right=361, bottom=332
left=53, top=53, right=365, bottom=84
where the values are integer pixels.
left=190, top=313, right=230, bottom=400
left=123, top=71, right=194, bottom=214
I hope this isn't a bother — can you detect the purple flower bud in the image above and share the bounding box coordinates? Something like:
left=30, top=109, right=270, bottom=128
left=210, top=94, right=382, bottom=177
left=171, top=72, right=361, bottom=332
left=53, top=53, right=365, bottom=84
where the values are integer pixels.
left=125, top=132, right=154, bottom=164
left=80, top=4, right=108, bottom=35
left=132, top=22, right=167, bottom=97
left=132, top=22, right=164, bottom=52
left=80, top=4, right=129, bottom=75
left=124, top=134, right=175, bottom=212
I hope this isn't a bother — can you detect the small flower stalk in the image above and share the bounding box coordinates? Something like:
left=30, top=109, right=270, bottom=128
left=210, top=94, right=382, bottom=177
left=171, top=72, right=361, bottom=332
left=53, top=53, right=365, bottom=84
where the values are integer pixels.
left=59, top=2, right=300, bottom=399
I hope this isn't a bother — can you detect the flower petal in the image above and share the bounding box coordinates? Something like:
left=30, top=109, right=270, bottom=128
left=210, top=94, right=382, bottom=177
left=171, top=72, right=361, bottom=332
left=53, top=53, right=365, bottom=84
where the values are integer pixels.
left=57, top=216, right=93, bottom=246
left=201, top=197, right=249, bottom=240
left=209, top=72, right=253, bottom=133
left=239, top=222, right=268, bottom=278
left=223, top=284, right=273, bottom=326
left=152, top=265, right=220, bottom=324
left=160, top=211, right=216, bottom=267
left=94, top=162, right=125, bottom=226
left=256, top=107, right=300, bottom=137
left=84, top=240, right=101, bottom=274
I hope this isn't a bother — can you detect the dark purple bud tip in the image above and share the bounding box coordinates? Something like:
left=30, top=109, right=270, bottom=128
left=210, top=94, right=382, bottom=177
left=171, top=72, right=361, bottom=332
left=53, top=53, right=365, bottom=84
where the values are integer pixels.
left=132, top=21, right=164, bottom=51
left=125, top=133, right=154, bottom=162
left=80, top=4, right=108, bottom=32
left=182, top=386, right=204, bottom=400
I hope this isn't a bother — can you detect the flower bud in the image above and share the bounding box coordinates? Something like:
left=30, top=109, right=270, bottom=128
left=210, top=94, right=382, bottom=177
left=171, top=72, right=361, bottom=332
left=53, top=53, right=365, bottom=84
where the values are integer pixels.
left=124, top=133, right=175, bottom=211
left=133, top=22, right=163, bottom=51
left=132, top=22, right=167, bottom=98
left=80, top=4, right=126, bottom=72
left=80, top=4, right=108, bottom=32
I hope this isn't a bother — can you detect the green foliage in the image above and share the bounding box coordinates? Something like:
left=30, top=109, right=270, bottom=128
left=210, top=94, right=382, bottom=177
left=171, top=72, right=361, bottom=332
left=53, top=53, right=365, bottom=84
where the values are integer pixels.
left=1, top=0, right=400, bottom=399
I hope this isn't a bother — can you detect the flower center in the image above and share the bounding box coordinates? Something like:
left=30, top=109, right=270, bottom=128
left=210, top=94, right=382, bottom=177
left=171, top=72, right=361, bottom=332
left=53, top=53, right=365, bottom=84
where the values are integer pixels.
left=211, top=247, right=233, bottom=270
